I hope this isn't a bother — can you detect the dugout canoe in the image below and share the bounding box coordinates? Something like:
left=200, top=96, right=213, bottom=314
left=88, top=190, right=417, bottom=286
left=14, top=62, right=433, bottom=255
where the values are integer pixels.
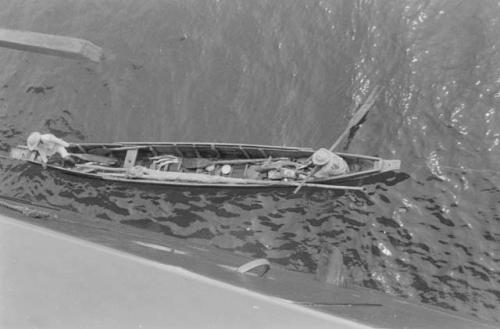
left=8, top=142, right=400, bottom=190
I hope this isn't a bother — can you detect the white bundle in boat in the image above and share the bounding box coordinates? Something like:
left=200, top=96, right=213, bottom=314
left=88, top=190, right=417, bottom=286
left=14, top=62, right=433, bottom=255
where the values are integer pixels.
left=101, top=166, right=363, bottom=191
left=127, top=166, right=256, bottom=184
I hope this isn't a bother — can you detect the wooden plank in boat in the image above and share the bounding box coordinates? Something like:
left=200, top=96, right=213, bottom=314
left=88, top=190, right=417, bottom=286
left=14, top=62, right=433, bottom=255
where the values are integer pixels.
left=69, top=153, right=118, bottom=165
left=123, top=149, right=138, bottom=169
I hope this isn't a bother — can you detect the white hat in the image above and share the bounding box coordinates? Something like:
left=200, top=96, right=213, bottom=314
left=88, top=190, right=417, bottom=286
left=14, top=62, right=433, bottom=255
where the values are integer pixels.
left=27, top=132, right=42, bottom=151
left=312, top=148, right=333, bottom=166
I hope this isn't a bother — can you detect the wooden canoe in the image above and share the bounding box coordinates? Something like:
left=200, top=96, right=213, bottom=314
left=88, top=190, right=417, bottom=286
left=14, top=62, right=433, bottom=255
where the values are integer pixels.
left=8, top=142, right=400, bottom=190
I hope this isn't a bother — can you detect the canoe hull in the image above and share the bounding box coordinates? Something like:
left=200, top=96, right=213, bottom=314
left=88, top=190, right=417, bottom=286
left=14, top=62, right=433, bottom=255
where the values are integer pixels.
left=9, top=142, right=401, bottom=190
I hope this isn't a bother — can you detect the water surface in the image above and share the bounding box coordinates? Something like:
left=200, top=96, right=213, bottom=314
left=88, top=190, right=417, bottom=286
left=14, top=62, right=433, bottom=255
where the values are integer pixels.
left=0, top=0, right=499, bottom=323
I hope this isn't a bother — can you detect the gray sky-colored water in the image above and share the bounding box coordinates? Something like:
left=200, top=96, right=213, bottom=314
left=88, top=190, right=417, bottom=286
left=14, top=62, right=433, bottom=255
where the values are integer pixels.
left=0, top=0, right=499, bottom=323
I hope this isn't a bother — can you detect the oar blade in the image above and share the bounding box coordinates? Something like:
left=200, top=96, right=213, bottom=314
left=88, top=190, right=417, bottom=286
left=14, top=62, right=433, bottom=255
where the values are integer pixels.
left=348, top=86, right=383, bottom=127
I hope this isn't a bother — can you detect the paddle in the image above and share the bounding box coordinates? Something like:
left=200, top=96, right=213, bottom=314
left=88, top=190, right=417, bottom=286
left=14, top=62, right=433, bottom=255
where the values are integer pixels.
left=327, top=86, right=382, bottom=152
left=293, top=86, right=383, bottom=194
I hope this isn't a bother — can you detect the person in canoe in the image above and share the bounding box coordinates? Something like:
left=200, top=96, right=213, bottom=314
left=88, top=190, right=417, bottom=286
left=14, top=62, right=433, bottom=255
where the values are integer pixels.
left=26, top=131, right=74, bottom=167
left=311, top=148, right=349, bottom=178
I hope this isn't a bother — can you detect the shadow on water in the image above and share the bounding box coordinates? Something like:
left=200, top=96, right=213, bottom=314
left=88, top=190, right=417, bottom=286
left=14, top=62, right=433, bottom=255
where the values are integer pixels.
left=0, top=159, right=362, bottom=271
left=355, top=171, right=410, bottom=187
left=2, top=151, right=499, bottom=323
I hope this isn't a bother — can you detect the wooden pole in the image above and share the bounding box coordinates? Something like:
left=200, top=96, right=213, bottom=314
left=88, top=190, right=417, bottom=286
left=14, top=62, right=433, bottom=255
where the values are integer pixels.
left=0, top=28, right=103, bottom=62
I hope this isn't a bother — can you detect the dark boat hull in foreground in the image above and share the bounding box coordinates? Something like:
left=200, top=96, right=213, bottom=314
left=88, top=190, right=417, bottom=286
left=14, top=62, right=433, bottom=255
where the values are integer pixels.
left=1, top=205, right=497, bottom=329
left=9, top=142, right=400, bottom=190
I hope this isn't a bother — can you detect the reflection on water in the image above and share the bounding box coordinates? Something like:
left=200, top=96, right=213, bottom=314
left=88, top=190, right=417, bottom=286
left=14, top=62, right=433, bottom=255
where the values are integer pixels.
left=0, top=0, right=499, bottom=324
left=1, top=157, right=499, bottom=322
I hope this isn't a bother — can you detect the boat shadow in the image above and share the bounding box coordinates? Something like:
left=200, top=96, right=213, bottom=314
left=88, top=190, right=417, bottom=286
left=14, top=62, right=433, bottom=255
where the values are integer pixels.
left=0, top=159, right=401, bottom=274
left=345, top=170, right=410, bottom=187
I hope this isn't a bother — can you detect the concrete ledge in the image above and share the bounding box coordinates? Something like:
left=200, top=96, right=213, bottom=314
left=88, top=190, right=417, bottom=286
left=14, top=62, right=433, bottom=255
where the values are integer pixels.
left=0, top=28, right=103, bottom=62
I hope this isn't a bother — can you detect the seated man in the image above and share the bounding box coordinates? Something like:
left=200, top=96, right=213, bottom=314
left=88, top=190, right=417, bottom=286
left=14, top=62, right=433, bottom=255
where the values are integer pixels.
left=26, top=131, right=73, bottom=166
left=311, top=148, right=349, bottom=178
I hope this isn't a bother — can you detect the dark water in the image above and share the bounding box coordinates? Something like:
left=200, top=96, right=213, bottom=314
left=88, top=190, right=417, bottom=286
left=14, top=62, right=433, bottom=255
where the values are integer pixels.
left=0, top=0, right=499, bottom=323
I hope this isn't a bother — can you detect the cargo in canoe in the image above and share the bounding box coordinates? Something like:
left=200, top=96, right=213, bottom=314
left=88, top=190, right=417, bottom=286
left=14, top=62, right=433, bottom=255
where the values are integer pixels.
left=8, top=142, right=401, bottom=191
